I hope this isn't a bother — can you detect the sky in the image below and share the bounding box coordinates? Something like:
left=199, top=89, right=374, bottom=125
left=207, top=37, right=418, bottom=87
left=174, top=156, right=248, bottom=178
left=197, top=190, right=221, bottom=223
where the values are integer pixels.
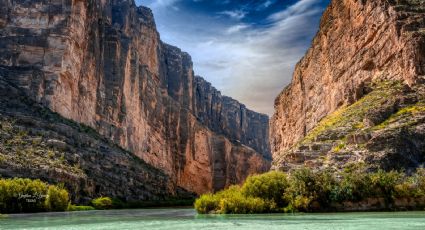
left=135, top=0, right=330, bottom=116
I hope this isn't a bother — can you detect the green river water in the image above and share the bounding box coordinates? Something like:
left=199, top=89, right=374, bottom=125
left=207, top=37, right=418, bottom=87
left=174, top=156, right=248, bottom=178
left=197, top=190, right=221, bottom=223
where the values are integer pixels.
left=1, top=209, right=425, bottom=230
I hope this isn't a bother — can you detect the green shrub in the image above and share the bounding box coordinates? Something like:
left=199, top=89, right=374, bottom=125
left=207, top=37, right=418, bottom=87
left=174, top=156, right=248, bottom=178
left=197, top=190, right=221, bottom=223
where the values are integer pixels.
left=331, top=166, right=374, bottom=202
left=92, top=197, right=113, bottom=210
left=0, top=178, right=47, bottom=213
left=413, top=168, right=425, bottom=196
left=195, top=185, right=277, bottom=214
left=218, top=195, right=271, bottom=214
left=67, top=204, right=95, bottom=211
left=283, top=168, right=337, bottom=211
left=45, top=185, right=69, bottom=211
left=194, top=193, right=220, bottom=214
left=242, top=171, right=288, bottom=206
left=197, top=185, right=243, bottom=214
left=370, top=170, right=404, bottom=202
left=194, top=167, right=425, bottom=214
left=395, top=180, right=416, bottom=198
left=394, top=168, right=425, bottom=198
left=0, top=178, right=69, bottom=213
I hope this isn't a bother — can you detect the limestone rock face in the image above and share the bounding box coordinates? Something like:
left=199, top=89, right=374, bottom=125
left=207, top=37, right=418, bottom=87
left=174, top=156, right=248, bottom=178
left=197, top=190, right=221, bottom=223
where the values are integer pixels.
left=271, top=0, right=425, bottom=171
left=0, top=0, right=270, bottom=195
left=0, top=76, right=184, bottom=204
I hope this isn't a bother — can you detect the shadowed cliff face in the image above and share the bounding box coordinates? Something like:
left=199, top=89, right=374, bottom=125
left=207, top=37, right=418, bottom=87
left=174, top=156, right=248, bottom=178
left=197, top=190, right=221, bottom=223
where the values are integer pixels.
left=271, top=0, right=425, bottom=171
left=0, top=0, right=271, bottom=194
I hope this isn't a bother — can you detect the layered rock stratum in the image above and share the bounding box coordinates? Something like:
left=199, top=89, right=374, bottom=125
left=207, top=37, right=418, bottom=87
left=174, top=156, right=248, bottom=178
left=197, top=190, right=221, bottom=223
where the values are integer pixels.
left=0, top=0, right=271, bottom=198
left=271, top=0, right=425, bottom=171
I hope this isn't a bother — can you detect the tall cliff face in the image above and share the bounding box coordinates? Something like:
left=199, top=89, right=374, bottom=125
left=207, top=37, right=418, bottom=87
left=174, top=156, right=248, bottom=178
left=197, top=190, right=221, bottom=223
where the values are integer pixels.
left=272, top=0, right=425, bottom=171
left=0, top=76, right=182, bottom=203
left=0, top=0, right=271, bottom=195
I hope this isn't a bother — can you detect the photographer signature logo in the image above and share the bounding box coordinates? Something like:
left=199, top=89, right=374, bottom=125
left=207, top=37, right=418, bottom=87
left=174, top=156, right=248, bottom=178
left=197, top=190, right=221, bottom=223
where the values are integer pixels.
left=17, top=193, right=47, bottom=203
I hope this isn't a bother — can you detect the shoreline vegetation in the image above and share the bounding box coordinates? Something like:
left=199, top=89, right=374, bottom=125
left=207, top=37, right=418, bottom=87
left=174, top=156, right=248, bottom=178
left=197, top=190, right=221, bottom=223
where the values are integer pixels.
left=0, top=178, right=194, bottom=214
left=3, top=165, right=425, bottom=215
left=194, top=165, right=425, bottom=214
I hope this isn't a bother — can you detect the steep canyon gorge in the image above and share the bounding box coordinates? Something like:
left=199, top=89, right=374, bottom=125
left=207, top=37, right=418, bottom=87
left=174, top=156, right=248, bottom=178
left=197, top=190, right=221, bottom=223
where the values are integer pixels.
left=2, top=0, right=424, bottom=205
left=0, top=0, right=270, bottom=202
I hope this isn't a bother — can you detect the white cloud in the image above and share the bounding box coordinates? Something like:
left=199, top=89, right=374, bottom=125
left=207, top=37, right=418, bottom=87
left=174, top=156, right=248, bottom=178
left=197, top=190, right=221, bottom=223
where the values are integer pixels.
left=226, top=24, right=250, bottom=34
left=218, top=10, right=247, bottom=20
left=147, top=0, right=180, bottom=9
left=268, top=0, right=319, bottom=21
left=260, top=0, right=275, bottom=10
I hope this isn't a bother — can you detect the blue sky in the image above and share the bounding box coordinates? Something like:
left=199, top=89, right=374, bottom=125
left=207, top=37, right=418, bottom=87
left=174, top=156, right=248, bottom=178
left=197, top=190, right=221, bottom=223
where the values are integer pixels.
left=135, top=0, right=330, bottom=115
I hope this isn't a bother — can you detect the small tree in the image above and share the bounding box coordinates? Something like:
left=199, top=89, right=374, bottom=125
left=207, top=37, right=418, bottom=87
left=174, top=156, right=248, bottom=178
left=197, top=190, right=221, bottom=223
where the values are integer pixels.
left=45, top=185, right=69, bottom=211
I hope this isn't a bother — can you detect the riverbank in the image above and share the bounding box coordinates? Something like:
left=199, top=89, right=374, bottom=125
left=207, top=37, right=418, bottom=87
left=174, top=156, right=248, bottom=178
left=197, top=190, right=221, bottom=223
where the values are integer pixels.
left=195, top=166, right=425, bottom=214
left=0, top=177, right=194, bottom=214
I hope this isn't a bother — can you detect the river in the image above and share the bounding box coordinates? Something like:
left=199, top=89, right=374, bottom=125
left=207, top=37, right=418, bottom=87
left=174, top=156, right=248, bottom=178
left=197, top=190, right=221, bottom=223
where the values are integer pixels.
left=1, top=209, right=425, bottom=229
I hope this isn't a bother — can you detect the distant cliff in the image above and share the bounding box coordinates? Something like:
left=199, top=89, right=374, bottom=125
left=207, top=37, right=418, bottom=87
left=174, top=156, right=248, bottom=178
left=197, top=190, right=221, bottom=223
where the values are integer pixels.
left=0, top=0, right=270, bottom=197
left=271, top=0, right=425, bottom=171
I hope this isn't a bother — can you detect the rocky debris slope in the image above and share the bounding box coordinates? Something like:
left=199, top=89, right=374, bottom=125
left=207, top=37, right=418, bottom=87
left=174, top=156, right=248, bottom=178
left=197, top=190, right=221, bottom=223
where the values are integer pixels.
left=273, top=81, right=425, bottom=172
left=0, top=76, right=192, bottom=203
left=0, top=0, right=270, bottom=194
left=271, top=0, right=425, bottom=171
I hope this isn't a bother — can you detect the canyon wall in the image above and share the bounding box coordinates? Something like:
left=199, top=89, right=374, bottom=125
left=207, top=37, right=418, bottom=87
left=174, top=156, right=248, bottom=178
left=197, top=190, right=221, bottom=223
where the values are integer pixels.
left=271, top=0, right=425, bottom=171
left=0, top=0, right=270, bottom=195
left=271, top=0, right=425, bottom=155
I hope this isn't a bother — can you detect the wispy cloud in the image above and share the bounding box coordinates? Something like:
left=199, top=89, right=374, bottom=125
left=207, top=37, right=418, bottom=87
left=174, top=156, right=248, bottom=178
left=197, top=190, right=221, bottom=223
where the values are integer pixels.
left=185, top=0, right=326, bottom=115
left=226, top=24, right=250, bottom=34
left=142, top=0, right=180, bottom=9
left=259, top=0, right=276, bottom=10
left=218, top=10, right=247, bottom=20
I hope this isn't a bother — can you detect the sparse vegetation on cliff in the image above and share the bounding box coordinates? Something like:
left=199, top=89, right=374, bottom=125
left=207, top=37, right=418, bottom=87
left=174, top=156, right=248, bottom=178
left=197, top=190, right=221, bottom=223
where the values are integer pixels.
left=302, top=80, right=404, bottom=144
left=273, top=80, right=425, bottom=172
left=195, top=166, right=425, bottom=214
left=0, top=118, right=85, bottom=177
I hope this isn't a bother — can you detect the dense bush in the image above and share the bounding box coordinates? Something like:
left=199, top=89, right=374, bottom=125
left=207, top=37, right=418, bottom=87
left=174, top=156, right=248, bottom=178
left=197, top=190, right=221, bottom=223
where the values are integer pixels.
left=194, top=193, right=220, bottom=214
left=195, top=185, right=277, bottom=214
left=413, top=168, right=425, bottom=196
left=218, top=195, right=271, bottom=214
left=283, top=168, right=336, bottom=212
left=45, top=185, right=70, bottom=211
left=370, top=170, right=404, bottom=202
left=92, top=197, right=113, bottom=210
left=195, top=167, right=425, bottom=214
left=0, top=178, right=69, bottom=213
left=242, top=171, right=288, bottom=206
left=331, top=165, right=374, bottom=202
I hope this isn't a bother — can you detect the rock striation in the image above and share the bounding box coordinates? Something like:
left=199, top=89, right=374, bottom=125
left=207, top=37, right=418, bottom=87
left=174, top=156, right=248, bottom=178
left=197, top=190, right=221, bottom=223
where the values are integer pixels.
left=0, top=76, right=186, bottom=204
left=0, top=0, right=271, bottom=195
left=271, top=0, right=425, bottom=171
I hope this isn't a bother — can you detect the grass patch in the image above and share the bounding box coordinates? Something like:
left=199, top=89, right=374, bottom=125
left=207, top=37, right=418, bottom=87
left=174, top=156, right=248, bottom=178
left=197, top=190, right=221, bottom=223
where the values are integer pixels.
left=67, top=205, right=95, bottom=212
left=332, top=142, right=346, bottom=153
left=91, top=197, right=113, bottom=210
left=374, top=103, right=425, bottom=130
